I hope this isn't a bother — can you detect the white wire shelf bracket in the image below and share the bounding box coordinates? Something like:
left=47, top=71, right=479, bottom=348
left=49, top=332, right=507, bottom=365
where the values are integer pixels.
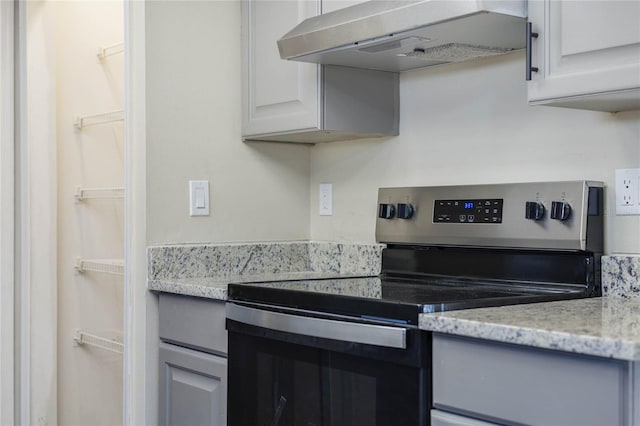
left=74, top=110, right=124, bottom=129
left=97, top=42, right=124, bottom=60
left=75, top=258, right=124, bottom=276
left=74, top=186, right=125, bottom=201
left=73, top=329, right=124, bottom=354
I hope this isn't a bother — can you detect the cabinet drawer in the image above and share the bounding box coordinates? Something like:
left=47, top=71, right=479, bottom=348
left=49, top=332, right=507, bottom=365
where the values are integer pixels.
left=433, top=333, right=631, bottom=426
left=159, top=293, right=227, bottom=355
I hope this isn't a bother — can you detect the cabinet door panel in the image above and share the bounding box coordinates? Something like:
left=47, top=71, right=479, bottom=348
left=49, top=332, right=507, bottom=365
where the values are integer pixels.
left=321, top=0, right=366, bottom=14
left=560, top=2, right=640, bottom=55
left=159, top=343, right=227, bottom=426
left=528, top=0, right=640, bottom=110
left=433, top=333, right=630, bottom=426
left=242, top=0, right=321, bottom=137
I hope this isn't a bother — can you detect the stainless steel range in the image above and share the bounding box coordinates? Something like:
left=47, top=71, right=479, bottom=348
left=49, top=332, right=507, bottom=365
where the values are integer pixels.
left=226, top=181, right=603, bottom=426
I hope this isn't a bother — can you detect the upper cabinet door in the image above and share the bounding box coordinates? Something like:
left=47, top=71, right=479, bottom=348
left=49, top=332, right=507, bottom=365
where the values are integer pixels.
left=527, top=0, right=640, bottom=112
left=242, top=0, right=321, bottom=138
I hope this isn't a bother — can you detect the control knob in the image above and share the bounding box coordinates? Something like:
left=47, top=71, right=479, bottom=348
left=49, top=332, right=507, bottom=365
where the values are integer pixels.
left=550, top=201, right=571, bottom=221
left=525, top=201, right=545, bottom=220
left=378, top=203, right=396, bottom=219
left=397, top=203, right=414, bottom=219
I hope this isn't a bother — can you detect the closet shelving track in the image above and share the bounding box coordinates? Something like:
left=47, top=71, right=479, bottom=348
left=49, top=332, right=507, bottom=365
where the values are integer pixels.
left=96, top=42, right=124, bottom=61
left=73, top=41, right=125, bottom=354
left=73, top=329, right=124, bottom=354
left=74, top=186, right=125, bottom=201
left=74, top=110, right=124, bottom=130
left=75, top=258, right=124, bottom=276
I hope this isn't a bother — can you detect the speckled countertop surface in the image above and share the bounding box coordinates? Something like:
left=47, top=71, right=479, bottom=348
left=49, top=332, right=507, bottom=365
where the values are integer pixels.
left=419, top=254, right=640, bottom=360
left=420, top=297, right=640, bottom=361
left=147, top=242, right=384, bottom=300
left=149, top=245, right=640, bottom=360
left=148, top=272, right=377, bottom=300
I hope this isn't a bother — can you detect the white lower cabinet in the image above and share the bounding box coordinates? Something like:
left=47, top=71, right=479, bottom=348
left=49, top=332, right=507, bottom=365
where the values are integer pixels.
left=158, top=293, right=228, bottom=426
left=527, top=0, right=640, bottom=112
left=159, top=343, right=227, bottom=426
left=432, top=333, right=635, bottom=426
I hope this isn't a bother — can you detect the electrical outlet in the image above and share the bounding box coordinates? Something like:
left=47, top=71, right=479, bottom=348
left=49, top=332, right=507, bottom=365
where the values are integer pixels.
left=319, top=183, right=333, bottom=216
left=615, top=168, right=640, bottom=215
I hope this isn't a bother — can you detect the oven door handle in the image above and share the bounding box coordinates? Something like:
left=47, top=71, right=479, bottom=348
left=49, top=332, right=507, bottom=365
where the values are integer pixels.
left=226, top=303, right=407, bottom=349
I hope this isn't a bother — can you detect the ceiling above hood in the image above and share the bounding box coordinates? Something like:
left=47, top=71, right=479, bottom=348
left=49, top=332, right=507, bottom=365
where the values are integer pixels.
left=277, top=0, right=528, bottom=72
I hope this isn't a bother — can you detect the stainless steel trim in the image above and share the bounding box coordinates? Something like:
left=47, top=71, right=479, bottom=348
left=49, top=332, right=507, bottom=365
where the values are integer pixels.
left=226, top=303, right=407, bottom=349
left=277, top=0, right=527, bottom=72
left=375, top=181, right=604, bottom=251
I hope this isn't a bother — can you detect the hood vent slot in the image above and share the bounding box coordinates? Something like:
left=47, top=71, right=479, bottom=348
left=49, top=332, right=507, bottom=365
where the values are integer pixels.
left=401, top=43, right=514, bottom=63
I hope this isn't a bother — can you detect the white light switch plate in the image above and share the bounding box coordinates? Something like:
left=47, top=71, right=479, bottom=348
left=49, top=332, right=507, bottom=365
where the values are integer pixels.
left=189, top=180, right=210, bottom=216
left=319, top=183, right=333, bottom=216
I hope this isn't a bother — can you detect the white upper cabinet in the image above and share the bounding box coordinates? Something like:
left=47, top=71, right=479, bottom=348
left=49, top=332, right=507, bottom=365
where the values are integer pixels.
left=241, top=0, right=399, bottom=143
left=321, top=0, right=366, bottom=14
left=242, top=0, right=321, bottom=138
left=527, top=0, right=640, bottom=112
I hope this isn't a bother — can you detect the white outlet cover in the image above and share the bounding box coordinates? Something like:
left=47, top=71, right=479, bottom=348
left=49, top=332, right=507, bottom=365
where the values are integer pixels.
left=319, top=183, right=333, bottom=216
left=189, top=180, right=210, bottom=216
left=615, top=168, right=640, bottom=215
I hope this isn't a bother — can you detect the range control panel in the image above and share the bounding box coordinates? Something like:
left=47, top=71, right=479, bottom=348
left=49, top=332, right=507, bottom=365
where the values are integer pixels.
left=433, top=199, right=503, bottom=223
left=375, top=181, right=604, bottom=251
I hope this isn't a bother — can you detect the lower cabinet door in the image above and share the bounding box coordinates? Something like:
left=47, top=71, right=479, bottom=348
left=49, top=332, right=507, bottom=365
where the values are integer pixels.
left=159, top=342, right=227, bottom=426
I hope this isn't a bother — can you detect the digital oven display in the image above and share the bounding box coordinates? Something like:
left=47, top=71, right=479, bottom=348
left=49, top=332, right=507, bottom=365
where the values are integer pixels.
left=434, top=199, right=503, bottom=224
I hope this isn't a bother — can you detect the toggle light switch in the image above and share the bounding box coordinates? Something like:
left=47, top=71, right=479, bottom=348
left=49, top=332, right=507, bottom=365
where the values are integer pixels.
left=319, top=183, right=333, bottom=216
left=195, top=190, right=205, bottom=208
left=189, top=180, right=210, bottom=216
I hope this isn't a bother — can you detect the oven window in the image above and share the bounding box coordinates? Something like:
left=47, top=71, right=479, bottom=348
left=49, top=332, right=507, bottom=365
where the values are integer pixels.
left=228, top=330, right=426, bottom=426
left=256, top=348, right=323, bottom=425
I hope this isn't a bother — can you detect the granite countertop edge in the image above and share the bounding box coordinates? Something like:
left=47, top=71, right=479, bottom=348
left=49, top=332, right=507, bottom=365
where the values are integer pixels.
left=147, top=271, right=377, bottom=301
left=419, top=298, right=640, bottom=361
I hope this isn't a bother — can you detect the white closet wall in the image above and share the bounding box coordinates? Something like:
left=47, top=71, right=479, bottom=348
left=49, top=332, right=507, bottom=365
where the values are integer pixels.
left=55, top=2, right=124, bottom=424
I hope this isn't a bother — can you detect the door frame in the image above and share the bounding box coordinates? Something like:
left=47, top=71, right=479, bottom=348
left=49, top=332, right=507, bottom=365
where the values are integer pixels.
left=2, top=1, right=153, bottom=424
left=0, top=1, right=15, bottom=424
left=124, top=1, right=154, bottom=425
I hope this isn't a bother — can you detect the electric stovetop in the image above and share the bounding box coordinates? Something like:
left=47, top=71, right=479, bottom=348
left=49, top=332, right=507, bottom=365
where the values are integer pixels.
left=229, top=181, right=604, bottom=327
left=227, top=275, right=587, bottom=327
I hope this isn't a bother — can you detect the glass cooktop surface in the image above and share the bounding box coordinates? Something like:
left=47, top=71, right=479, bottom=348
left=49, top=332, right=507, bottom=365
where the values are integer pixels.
left=227, top=275, right=586, bottom=326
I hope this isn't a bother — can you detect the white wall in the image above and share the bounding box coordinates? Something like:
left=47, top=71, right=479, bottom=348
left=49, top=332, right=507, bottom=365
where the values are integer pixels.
left=145, top=0, right=311, bottom=245
left=310, top=52, right=640, bottom=254
left=54, top=2, right=124, bottom=425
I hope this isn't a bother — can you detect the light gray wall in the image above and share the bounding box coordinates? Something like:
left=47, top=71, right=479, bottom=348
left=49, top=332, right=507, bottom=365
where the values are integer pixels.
left=309, top=53, right=640, bottom=253
left=145, top=0, right=311, bottom=245
left=144, top=1, right=640, bottom=254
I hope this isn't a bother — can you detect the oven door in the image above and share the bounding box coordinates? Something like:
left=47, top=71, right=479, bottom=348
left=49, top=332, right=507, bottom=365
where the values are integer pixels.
left=226, top=303, right=430, bottom=426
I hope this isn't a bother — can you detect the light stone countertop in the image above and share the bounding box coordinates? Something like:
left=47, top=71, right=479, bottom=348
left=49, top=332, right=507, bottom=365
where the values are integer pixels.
left=147, top=241, right=385, bottom=300
left=148, top=245, right=640, bottom=361
left=148, top=272, right=377, bottom=300
left=419, top=297, right=640, bottom=361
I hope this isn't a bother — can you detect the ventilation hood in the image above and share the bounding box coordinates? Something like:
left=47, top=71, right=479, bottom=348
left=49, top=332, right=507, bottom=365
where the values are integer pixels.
left=278, top=0, right=527, bottom=72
